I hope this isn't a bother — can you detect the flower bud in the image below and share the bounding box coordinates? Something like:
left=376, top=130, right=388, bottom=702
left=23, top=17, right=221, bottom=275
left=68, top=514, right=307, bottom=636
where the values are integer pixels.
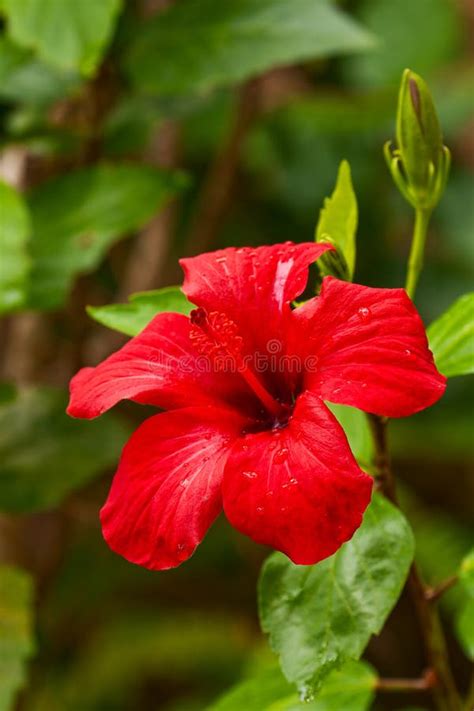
left=385, top=69, right=450, bottom=210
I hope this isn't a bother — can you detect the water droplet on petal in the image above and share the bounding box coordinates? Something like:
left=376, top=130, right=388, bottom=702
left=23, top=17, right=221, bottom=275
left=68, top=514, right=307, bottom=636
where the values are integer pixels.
left=176, top=543, right=191, bottom=561
left=180, top=478, right=190, bottom=487
left=256, top=506, right=265, bottom=514
left=274, top=447, right=289, bottom=464
left=215, top=256, right=227, bottom=263
left=242, top=470, right=257, bottom=479
left=405, top=348, right=412, bottom=357
left=357, top=306, right=371, bottom=320
left=289, top=477, right=298, bottom=486
left=280, top=506, right=288, bottom=513
left=266, top=490, right=274, bottom=498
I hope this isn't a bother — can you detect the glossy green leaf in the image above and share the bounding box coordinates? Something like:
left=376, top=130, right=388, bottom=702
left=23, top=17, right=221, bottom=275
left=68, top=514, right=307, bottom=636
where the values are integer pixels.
left=327, top=404, right=373, bottom=470
left=259, top=494, right=414, bottom=695
left=87, top=287, right=192, bottom=337
left=0, top=386, right=129, bottom=513
left=26, top=164, right=186, bottom=309
left=2, top=0, right=123, bottom=76
left=0, top=180, right=31, bottom=314
left=127, top=0, right=375, bottom=96
left=208, top=660, right=376, bottom=711
left=0, top=564, right=35, bottom=711
left=427, top=294, right=474, bottom=377
left=315, top=160, right=357, bottom=280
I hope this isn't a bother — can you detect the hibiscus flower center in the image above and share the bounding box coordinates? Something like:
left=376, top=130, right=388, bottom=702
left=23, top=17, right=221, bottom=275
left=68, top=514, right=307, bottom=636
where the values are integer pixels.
left=190, top=307, right=289, bottom=421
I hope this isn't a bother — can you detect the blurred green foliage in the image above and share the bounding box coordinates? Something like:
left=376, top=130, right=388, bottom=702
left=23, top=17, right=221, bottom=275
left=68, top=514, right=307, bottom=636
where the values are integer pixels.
left=0, top=0, right=472, bottom=709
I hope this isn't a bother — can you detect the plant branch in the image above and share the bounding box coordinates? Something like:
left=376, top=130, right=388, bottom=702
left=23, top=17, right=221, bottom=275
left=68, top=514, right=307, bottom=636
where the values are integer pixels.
left=425, top=575, right=459, bottom=602
left=376, top=668, right=436, bottom=693
left=368, top=414, right=462, bottom=711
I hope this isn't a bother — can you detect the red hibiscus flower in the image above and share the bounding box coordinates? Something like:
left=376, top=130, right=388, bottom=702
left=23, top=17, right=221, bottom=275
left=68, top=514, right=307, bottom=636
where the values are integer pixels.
left=68, top=242, right=446, bottom=570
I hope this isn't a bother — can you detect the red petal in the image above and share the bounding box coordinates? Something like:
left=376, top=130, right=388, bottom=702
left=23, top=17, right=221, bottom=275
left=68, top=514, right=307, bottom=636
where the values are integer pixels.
left=68, top=312, right=251, bottom=419
left=180, top=242, right=332, bottom=360
left=222, top=392, right=373, bottom=565
left=294, top=277, right=446, bottom=418
left=101, top=406, right=245, bottom=570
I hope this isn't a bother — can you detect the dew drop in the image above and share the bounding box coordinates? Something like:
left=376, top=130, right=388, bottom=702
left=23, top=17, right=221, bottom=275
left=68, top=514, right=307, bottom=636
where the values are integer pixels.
left=280, top=506, right=288, bottom=513
left=299, top=685, right=314, bottom=703
left=404, top=348, right=412, bottom=357
left=177, top=543, right=186, bottom=552
left=266, top=490, right=274, bottom=498
left=289, top=477, right=298, bottom=486
left=256, top=506, right=265, bottom=514
left=357, top=306, right=371, bottom=320
left=242, top=470, right=257, bottom=479
left=180, top=478, right=190, bottom=487
left=274, top=447, right=289, bottom=464
left=215, top=256, right=227, bottom=263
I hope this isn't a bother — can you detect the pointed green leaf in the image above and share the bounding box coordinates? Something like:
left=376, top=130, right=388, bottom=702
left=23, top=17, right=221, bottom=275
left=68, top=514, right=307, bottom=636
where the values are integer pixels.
left=0, top=180, right=31, bottom=314
left=315, top=160, right=357, bottom=280
left=0, top=564, right=35, bottom=711
left=427, top=293, right=474, bottom=377
left=0, top=386, right=130, bottom=513
left=25, top=164, right=186, bottom=310
left=127, top=0, right=375, bottom=96
left=87, top=286, right=192, bottom=337
left=259, top=494, right=414, bottom=695
left=2, top=0, right=123, bottom=76
left=208, top=660, right=377, bottom=711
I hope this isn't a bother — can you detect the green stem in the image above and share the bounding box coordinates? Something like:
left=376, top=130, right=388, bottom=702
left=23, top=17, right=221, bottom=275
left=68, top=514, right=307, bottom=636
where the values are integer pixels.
left=405, top=207, right=432, bottom=300
left=367, top=415, right=462, bottom=711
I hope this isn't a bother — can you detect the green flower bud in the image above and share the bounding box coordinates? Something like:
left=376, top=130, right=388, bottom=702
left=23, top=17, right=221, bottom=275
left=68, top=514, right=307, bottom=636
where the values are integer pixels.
left=385, top=69, right=450, bottom=210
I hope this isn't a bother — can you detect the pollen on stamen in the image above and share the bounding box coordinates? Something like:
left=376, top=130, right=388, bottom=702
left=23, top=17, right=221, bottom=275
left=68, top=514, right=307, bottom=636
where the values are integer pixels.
left=189, top=308, right=243, bottom=365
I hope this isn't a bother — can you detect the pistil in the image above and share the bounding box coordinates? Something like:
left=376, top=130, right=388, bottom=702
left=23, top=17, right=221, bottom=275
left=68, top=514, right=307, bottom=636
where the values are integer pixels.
left=190, top=306, right=286, bottom=419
